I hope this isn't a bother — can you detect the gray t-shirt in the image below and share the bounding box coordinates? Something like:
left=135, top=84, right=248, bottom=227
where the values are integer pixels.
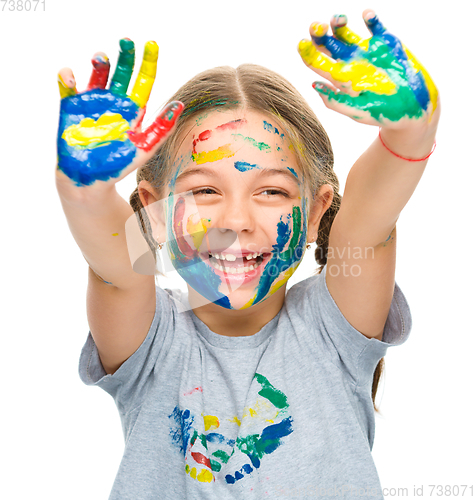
left=79, top=265, right=411, bottom=499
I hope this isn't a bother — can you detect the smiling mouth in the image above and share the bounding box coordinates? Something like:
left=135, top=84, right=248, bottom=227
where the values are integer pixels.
left=206, top=252, right=270, bottom=274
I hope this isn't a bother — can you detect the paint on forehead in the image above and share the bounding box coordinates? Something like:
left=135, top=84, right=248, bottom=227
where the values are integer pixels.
left=192, top=129, right=212, bottom=153
left=263, top=121, right=285, bottom=140
left=216, top=119, right=246, bottom=131
left=192, top=144, right=235, bottom=164
left=234, top=161, right=261, bottom=172
left=231, top=134, right=271, bottom=152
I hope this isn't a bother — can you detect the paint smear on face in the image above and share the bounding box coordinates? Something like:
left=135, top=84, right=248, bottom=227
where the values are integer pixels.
left=231, top=134, right=271, bottom=152
left=216, top=119, right=246, bottom=131
left=263, top=121, right=284, bottom=140
left=234, top=161, right=261, bottom=172
left=192, top=144, right=235, bottom=164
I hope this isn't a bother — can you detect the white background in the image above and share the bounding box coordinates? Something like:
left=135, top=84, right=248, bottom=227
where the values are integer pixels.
left=1, top=0, right=475, bottom=498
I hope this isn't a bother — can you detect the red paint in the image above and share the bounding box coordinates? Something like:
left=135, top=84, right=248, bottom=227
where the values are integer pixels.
left=192, top=129, right=212, bottom=154
left=129, top=101, right=184, bottom=152
left=215, top=119, right=246, bottom=131
left=173, top=197, right=195, bottom=258
left=191, top=452, right=212, bottom=470
left=86, top=55, right=110, bottom=91
left=183, top=386, right=203, bottom=396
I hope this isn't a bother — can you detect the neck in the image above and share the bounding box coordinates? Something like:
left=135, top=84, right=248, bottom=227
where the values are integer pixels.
left=188, top=286, right=286, bottom=337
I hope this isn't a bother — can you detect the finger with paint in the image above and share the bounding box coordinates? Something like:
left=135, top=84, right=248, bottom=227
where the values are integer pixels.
left=87, top=52, right=110, bottom=91
left=109, top=38, right=135, bottom=95
left=57, top=38, right=184, bottom=186
left=297, top=10, right=439, bottom=127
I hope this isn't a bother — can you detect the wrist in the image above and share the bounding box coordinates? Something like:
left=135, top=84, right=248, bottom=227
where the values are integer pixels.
left=379, top=127, right=437, bottom=161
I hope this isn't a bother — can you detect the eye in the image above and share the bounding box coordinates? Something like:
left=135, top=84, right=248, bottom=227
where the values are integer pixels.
left=259, top=189, right=289, bottom=197
left=192, top=187, right=217, bottom=196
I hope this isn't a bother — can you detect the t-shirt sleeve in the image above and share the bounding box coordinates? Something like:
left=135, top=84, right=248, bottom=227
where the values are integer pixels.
left=78, top=286, right=174, bottom=415
left=303, top=264, right=412, bottom=390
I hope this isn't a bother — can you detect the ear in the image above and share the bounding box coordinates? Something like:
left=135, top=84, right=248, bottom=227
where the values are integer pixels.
left=138, top=180, right=167, bottom=243
left=307, top=184, right=334, bottom=243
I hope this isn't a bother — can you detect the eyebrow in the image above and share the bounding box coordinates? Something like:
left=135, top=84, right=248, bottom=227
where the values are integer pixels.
left=175, top=166, right=300, bottom=185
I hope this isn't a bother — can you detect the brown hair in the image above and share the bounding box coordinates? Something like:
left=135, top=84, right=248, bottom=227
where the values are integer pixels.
left=129, top=64, right=384, bottom=412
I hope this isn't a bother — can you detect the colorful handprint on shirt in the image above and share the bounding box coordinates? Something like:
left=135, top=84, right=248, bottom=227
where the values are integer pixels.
left=168, top=373, right=294, bottom=484
left=298, top=11, right=438, bottom=126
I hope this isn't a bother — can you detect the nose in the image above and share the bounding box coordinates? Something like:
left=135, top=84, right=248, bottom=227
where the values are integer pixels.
left=214, top=196, right=255, bottom=235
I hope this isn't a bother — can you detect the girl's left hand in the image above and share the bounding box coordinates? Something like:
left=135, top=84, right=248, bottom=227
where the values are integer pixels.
left=298, top=10, right=440, bottom=132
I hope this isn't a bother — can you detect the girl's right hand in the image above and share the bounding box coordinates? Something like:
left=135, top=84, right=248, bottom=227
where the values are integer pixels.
left=56, top=38, right=183, bottom=189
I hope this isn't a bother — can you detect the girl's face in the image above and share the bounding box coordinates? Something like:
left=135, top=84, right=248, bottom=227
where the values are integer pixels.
left=164, top=109, right=311, bottom=310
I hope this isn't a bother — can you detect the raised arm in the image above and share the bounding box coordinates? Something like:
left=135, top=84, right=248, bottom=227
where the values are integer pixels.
left=56, top=39, right=183, bottom=373
left=298, top=10, right=440, bottom=339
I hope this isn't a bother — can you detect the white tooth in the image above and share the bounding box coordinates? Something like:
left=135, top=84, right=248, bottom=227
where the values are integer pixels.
left=253, top=263, right=258, bottom=269
left=213, top=262, right=219, bottom=269
left=243, top=266, right=249, bottom=273
left=220, top=253, right=225, bottom=260
left=214, top=253, right=220, bottom=259
left=225, top=254, right=236, bottom=262
left=253, top=253, right=258, bottom=258
left=245, top=254, right=252, bottom=260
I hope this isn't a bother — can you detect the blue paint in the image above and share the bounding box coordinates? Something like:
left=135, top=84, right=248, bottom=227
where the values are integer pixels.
left=311, top=31, right=359, bottom=61
left=253, top=201, right=308, bottom=305
left=234, top=161, right=260, bottom=172
left=263, top=120, right=284, bottom=139
left=225, top=464, right=254, bottom=484
left=206, top=433, right=235, bottom=447
left=57, top=89, right=139, bottom=186
left=310, top=14, right=430, bottom=112
left=168, top=407, right=195, bottom=457
left=287, top=167, right=298, bottom=179
left=166, top=196, right=232, bottom=309
left=275, top=215, right=292, bottom=252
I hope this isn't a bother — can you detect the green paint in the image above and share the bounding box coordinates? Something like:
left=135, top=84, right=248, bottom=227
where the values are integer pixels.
left=109, top=38, right=135, bottom=95
left=254, top=373, right=289, bottom=409
left=210, top=458, right=222, bottom=472
left=232, top=134, right=271, bottom=152
left=279, top=206, right=302, bottom=263
left=212, top=449, right=232, bottom=464
left=182, top=98, right=240, bottom=117
left=196, top=112, right=209, bottom=126
left=314, top=40, right=423, bottom=123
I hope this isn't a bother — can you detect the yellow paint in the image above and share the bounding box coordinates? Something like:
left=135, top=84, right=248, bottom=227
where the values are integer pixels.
left=58, top=74, right=77, bottom=99
left=62, top=113, right=130, bottom=147
left=112, top=233, right=119, bottom=236
left=187, top=216, right=211, bottom=251
left=403, top=44, right=439, bottom=117
left=239, top=292, right=258, bottom=310
left=130, top=41, right=159, bottom=108
left=249, top=408, right=257, bottom=417
left=203, top=414, right=219, bottom=431
left=196, top=469, right=214, bottom=483
left=227, top=415, right=241, bottom=426
left=268, top=265, right=298, bottom=297
left=192, top=144, right=235, bottom=164
left=185, top=466, right=214, bottom=483
left=298, top=39, right=396, bottom=95
left=333, top=26, right=369, bottom=51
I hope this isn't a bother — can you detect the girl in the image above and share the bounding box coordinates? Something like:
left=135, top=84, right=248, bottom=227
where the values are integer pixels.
left=56, top=9, right=439, bottom=499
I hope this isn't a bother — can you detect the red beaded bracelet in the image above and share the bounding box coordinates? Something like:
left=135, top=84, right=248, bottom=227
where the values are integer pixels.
left=378, top=129, right=436, bottom=162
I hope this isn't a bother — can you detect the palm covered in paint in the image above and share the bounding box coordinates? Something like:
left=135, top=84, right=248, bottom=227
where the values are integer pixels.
left=57, top=39, right=183, bottom=186
left=298, top=10, right=439, bottom=128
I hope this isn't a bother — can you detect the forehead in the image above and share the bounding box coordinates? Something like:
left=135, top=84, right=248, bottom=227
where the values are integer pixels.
left=175, top=109, right=297, bottom=162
